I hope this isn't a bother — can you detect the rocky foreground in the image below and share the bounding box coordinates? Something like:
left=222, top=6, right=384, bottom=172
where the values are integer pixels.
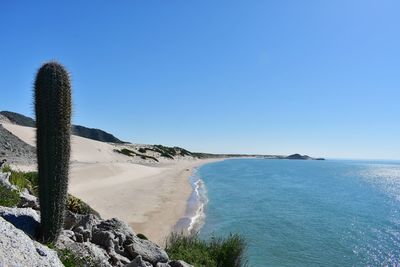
left=0, top=172, right=192, bottom=267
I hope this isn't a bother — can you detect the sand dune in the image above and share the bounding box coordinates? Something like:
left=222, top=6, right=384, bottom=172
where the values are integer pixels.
left=2, top=122, right=219, bottom=245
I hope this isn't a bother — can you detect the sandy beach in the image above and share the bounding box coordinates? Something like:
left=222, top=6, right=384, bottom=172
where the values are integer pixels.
left=2, top=122, right=221, bottom=245
left=69, top=158, right=219, bottom=245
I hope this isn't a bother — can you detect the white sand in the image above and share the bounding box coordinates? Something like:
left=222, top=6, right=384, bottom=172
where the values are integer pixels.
left=2, top=123, right=221, bottom=245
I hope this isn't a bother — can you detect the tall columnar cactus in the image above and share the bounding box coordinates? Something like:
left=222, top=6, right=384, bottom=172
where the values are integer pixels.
left=34, top=62, right=72, bottom=243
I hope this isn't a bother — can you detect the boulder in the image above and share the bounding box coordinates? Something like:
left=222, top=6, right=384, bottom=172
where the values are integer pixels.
left=125, top=255, right=152, bottom=267
left=169, top=260, right=194, bottom=267
left=0, top=206, right=40, bottom=237
left=157, top=262, right=172, bottom=267
left=125, top=237, right=169, bottom=264
left=56, top=231, right=112, bottom=267
left=0, top=217, right=63, bottom=267
left=64, top=210, right=100, bottom=231
left=95, top=217, right=136, bottom=238
left=92, top=218, right=136, bottom=256
left=19, top=188, right=40, bottom=209
left=108, top=251, right=131, bottom=266
left=92, top=227, right=119, bottom=251
left=91, top=217, right=168, bottom=264
left=0, top=172, right=18, bottom=191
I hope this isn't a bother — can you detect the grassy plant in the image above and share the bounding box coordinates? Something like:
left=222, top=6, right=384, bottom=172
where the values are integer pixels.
left=2, top=164, right=12, bottom=173
left=0, top=184, right=20, bottom=207
left=2, top=165, right=39, bottom=195
left=9, top=171, right=38, bottom=195
left=165, top=233, right=247, bottom=267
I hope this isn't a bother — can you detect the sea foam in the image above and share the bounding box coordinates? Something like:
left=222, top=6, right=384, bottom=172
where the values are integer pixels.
left=173, top=168, right=209, bottom=235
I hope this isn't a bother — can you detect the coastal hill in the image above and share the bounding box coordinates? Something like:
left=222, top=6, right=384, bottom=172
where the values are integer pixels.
left=0, top=111, right=325, bottom=161
left=0, top=111, right=125, bottom=144
left=285, top=154, right=325, bottom=160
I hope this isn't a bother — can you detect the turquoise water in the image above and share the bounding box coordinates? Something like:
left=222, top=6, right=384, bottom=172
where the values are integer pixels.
left=196, top=159, right=400, bottom=266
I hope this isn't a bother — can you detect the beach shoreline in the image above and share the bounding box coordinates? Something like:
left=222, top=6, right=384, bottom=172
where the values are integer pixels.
left=69, top=158, right=224, bottom=246
left=1, top=122, right=224, bottom=246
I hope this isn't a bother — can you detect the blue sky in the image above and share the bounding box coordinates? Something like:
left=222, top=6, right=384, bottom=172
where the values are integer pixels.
left=1, top=1, right=400, bottom=159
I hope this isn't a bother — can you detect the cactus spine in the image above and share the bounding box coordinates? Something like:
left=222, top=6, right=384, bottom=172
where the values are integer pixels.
left=34, top=62, right=72, bottom=243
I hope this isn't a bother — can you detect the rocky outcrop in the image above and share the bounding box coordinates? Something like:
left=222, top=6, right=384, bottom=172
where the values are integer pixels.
left=0, top=191, right=191, bottom=267
left=0, top=207, right=40, bottom=238
left=0, top=172, right=17, bottom=191
left=125, top=255, right=152, bottom=267
left=61, top=210, right=169, bottom=266
left=169, top=260, right=194, bottom=267
left=0, top=217, right=63, bottom=267
left=56, top=231, right=112, bottom=267
left=0, top=124, right=36, bottom=165
left=19, top=188, right=40, bottom=209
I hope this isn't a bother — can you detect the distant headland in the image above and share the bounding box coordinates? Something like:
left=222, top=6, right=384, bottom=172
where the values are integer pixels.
left=263, top=154, right=325, bottom=160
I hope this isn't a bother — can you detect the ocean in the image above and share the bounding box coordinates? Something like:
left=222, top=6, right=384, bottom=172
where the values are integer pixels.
left=189, top=159, right=400, bottom=267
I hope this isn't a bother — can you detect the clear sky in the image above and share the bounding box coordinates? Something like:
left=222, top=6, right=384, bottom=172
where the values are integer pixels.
left=1, top=1, right=400, bottom=159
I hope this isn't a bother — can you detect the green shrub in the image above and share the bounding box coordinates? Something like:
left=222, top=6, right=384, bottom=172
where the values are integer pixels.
left=66, top=194, right=100, bottom=217
left=166, top=233, right=247, bottom=267
left=46, top=244, right=92, bottom=267
left=136, top=233, right=148, bottom=240
left=138, top=147, right=147, bottom=153
left=0, top=184, right=20, bottom=207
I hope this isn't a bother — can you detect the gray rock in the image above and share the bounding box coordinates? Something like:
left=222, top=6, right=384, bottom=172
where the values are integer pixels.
left=56, top=232, right=112, bottom=267
left=64, top=210, right=100, bottom=232
left=169, top=260, right=194, bottom=267
left=157, top=262, right=172, bottom=267
left=61, top=229, right=76, bottom=241
left=92, top=228, right=118, bottom=251
left=75, top=225, right=92, bottom=242
left=0, top=217, right=63, bottom=267
left=108, top=251, right=131, bottom=266
left=64, top=210, right=82, bottom=229
left=92, top=218, right=136, bottom=256
left=0, top=124, right=36, bottom=165
left=125, top=255, right=152, bottom=267
left=74, top=213, right=100, bottom=232
left=19, top=188, right=40, bottom=209
left=0, top=172, right=18, bottom=191
left=95, top=217, right=136, bottom=238
left=125, top=237, right=169, bottom=264
left=0, top=206, right=40, bottom=237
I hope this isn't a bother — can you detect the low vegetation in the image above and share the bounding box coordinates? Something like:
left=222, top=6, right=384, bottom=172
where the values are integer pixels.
left=114, top=148, right=159, bottom=162
left=1, top=165, right=99, bottom=216
left=7, top=168, right=38, bottom=195
left=0, top=184, right=20, bottom=207
left=165, top=233, right=247, bottom=267
left=47, top=243, right=95, bottom=267
left=66, top=194, right=100, bottom=217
